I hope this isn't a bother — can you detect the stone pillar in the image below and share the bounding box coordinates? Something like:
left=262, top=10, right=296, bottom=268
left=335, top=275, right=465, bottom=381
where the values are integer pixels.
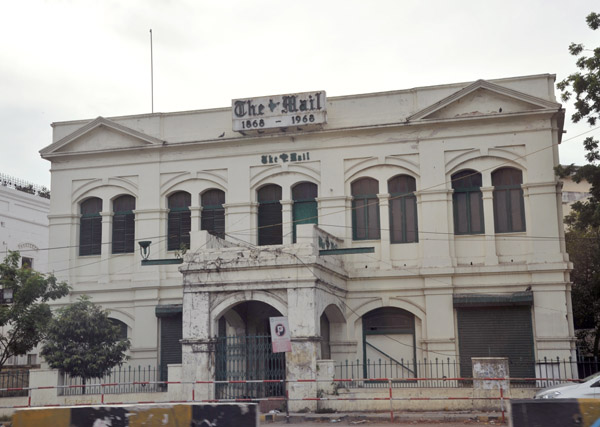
left=189, top=206, right=202, bottom=233
left=480, top=187, right=498, bottom=265
left=224, top=202, right=256, bottom=245
left=181, top=290, right=214, bottom=401
left=316, top=359, right=336, bottom=396
left=287, top=288, right=319, bottom=412
left=472, top=357, right=509, bottom=411
left=418, top=190, right=453, bottom=268
left=100, top=211, right=112, bottom=280
left=281, top=200, right=293, bottom=245
left=29, top=369, right=60, bottom=407
left=423, top=283, right=456, bottom=358
left=316, top=196, right=348, bottom=240
left=524, top=183, right=565, bottom=264
left=167, top=364, right=183, bottom=402
left=377, top=193, right=391, bottom=265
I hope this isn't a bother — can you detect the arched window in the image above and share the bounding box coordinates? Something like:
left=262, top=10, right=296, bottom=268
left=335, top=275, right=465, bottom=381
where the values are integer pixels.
left=452, top=170, right=484, bottom=235
left=492, top=167, right=525, bottom=233
left=258, top=185, right=282, bottom=245
left=109, top=318, right=128, bottom=340
left=201, top=189, right=225, bottom=239
left=112, top=195, right=135, bottom=254
left=292, top=182, right=318, bottom=243
left=352, top=178, right=380, bottom=240
left=388, top=175, right=418, bottom=243
left=167, top=191, right=191, bottom=251
left=362, top=307, right=416, bottom=377
left=80, top=197, right=102, bottom=256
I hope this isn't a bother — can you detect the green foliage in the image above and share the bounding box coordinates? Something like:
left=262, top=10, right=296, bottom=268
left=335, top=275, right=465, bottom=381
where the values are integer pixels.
left=565, top=230, right=600, bottom=357
left=0, top=251, right=70, bottom=369
left=558, top=12, right=600, bottom=358
left=41, top=296, right=130, bottom=381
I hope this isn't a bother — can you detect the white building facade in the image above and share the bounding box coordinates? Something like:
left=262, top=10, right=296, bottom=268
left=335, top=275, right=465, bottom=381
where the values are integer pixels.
left=0, top=175, right=50, bottom=366
left=41, top=74, right=573, bottom=404
left=0, top=176, right=50, bottom=275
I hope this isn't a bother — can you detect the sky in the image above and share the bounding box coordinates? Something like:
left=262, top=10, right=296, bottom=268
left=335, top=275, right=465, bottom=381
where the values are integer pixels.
left=0, top=0, right=598, bottom=188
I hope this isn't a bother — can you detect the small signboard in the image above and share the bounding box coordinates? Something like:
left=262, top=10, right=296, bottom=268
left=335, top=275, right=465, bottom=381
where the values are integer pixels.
left=232, top=91, right=326, bottom=133
left=269, top=316, right=292, bottom=353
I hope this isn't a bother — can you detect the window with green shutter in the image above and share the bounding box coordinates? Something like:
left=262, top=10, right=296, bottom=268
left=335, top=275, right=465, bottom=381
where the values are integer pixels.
left=352, top=178, right=380, bottom=240
left=201, top=189, right=225, bottom=239
left=388, top=175, right=418, bottom=243
left=258, top=184, right=282, bottom=246
left=80, top=197, right=102, bottom=256
left=112, top=195, right=135, bottom=254
left=167, top=191, right=191, bottom=251
left=452, top=170, right=484, bottom=235
left=492, top=167, right=526, bottom=233
left=292, top=182, right=318, bottom=243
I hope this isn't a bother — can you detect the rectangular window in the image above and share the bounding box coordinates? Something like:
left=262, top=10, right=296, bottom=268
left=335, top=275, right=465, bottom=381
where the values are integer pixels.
left=292, top=200, right=317, bottom=243
left=112, top=212, right=135, bottom=253
left=21, top=257, right=33, bottom=269
left=201, top=207, right=225, bottom=239
left=167, top=209, right=191, bottom=251
left=80, top=215, right=102, bottom=256
left=353, top=198, right=380, bottom=240
left=258, top=202, right=282, bottom=245
left=389, top=195, right=418, bottom=243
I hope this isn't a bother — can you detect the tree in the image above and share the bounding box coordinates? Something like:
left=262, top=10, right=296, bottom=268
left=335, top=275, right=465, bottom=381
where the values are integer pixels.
left=565, top=229, right=600, bottom=357
left=41, top=296, right=130, bottom=392
left=0, top=251, right=69, bottom=370
left=556, top=12, right=600, bottom=358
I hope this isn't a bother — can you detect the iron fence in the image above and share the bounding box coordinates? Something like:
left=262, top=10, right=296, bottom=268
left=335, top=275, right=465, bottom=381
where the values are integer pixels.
left=215, top=335, right=285, bottom=399
left=0, top=369, right=29, bottom=397
left=335, top=356, right=600, bottom=389
left=60, top=365, right=162, bottom=396
left=335, top=358, right=460, bottom=388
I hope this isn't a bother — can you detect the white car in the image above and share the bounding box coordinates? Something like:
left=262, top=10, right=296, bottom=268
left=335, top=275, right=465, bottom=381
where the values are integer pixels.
left=534, top=371, right=600, bottom=399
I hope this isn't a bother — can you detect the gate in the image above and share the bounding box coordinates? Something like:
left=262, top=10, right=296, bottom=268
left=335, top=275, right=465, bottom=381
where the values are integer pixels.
left=215, top=335, right=285, bottom=399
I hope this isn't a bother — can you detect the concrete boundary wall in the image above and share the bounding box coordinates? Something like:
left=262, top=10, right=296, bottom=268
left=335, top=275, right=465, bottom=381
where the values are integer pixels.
left=12, top=403, right=258, bottom=427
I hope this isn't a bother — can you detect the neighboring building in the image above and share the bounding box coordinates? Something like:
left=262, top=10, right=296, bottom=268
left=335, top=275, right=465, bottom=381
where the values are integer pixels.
left=0, top=174, right=50, bottom=274
left=0, top=174, right=50, bottom=367
left=40, top=74, right=573, bottom=404
left=561, top=172, right=591, bottom=220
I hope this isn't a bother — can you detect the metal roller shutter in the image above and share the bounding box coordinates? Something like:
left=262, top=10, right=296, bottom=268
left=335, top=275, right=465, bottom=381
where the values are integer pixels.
left=160, top=313, right=182, bottom=381
left=456, top=306, right=535, bottom=379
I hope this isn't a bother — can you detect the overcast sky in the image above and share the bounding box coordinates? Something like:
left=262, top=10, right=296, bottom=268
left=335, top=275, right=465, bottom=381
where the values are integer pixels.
left=1, top=0, right=598, bottom=188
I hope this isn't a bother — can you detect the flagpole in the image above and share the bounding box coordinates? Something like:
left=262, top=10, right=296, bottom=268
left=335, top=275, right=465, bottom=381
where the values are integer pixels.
left=150, top=29, right=154, bottom=114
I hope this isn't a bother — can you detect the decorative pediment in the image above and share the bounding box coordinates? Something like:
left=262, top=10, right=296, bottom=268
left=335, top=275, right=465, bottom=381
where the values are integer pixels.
left=40, top=117, right=164, bottom=156
left=407, top=80, right=561, bottom=122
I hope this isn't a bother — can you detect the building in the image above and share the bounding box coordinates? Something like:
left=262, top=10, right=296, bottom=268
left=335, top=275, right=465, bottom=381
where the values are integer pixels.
left=561, top=171, right=591, bottom=220
left=0, top=174, right=50, bottom=366
left=40, top=74, right=573, bottom=404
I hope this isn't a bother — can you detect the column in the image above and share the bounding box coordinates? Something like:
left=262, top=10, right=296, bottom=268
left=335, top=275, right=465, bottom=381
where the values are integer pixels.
left=287, top=288, right=319, bottom=411
left=480, top=187, right=498, bottom=265
left=281, top=200, right=293, bottom=245
left=190, top=206, right=202, bottom=233
left=100, top=211, right=112, bottom=281
left=418, top=190, right=453, bottom=268
left=377, top=193, right=391, bottom=265
left=315, top=196, right=348, bottom=240
left=181, top=290, right=214, bottom=401
left=224, top=202, right=255, bottom=245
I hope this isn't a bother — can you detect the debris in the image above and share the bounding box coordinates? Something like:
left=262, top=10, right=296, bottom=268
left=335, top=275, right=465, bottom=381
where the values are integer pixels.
left=330, top=419, right=341, bottom=423
left=351, top=421, right=367, bottom=424
left=268, top=409, right=280, bottom=414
